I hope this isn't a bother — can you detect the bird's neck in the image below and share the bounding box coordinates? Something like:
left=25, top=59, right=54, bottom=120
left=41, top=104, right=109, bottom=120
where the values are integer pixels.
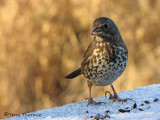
left=94, top=36, right=104, bottom=42
left=93, top=36, right=109, bottom=48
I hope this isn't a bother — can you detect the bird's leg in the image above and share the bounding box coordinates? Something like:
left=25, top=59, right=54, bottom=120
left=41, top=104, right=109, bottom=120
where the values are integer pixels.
left=87, top=81, right=105, bottom=105
left=110, top=84, right=125, bottom=102
left=111, top=85, right=137, bottom=107
left=105, top=90, right=115, bottom=100
left=87, top=81, right=97, bottom=104
left=105, top=84, right=134, bottom=102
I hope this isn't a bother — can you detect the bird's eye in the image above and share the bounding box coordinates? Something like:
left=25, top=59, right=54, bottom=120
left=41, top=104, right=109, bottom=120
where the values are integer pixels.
left=104, top=23, right=109, bottom=28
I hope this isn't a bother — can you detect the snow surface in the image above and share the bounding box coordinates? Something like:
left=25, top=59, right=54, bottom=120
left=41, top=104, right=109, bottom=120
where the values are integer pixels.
left=5, top=84, right=160, bottom=120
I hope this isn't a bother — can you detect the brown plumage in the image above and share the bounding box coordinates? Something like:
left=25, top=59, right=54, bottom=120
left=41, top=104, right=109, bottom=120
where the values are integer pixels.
left=65, top=17, right=128, bottom=104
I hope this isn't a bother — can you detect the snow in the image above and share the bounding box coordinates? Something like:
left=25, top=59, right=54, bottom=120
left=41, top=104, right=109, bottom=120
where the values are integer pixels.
left=5, top=84, right=160, bottom=120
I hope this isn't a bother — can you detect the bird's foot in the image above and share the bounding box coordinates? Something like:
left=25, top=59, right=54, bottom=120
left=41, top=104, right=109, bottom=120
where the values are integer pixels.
left=105, top=91, right=134, bottom=103
left=87, top=97, right=105, bottom=105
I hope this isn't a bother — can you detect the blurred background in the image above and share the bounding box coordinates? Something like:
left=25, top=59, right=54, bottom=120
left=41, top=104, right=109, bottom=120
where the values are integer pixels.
left=0, top=0, right=160, bottom=118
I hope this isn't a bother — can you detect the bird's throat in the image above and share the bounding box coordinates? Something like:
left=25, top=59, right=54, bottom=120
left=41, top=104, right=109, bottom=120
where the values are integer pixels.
left=94, top=36, right=104, bottom=42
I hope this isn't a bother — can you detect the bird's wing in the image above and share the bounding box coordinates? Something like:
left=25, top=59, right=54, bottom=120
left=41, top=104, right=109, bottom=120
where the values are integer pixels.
left=81, top=41, right=95, bottom=74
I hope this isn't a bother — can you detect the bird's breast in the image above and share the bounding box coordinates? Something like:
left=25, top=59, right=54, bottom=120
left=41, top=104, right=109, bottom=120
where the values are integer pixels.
left=91, top=42, right=112, bottom=71
left=83, top=41, right=128, bottom=86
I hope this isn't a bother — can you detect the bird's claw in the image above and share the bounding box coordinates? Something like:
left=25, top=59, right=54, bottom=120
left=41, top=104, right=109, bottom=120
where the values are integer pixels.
left=86, top=97, right=105, bottom=106
left=105, top=91, right=135, bottom=103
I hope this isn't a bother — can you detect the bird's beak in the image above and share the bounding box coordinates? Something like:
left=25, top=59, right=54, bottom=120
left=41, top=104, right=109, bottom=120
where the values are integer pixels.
left=91, top=27, right=102, bottom=36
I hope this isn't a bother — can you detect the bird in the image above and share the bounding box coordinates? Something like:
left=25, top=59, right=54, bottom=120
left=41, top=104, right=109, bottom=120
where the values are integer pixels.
left=65, top=17, right=129, bottom=104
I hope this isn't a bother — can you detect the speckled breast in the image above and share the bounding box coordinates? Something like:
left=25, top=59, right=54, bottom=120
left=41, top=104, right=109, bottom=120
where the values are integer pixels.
left=83, top=41, right=128, bottom=86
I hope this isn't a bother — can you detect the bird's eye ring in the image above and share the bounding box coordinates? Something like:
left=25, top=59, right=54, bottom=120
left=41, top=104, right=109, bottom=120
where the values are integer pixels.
left=104, top=23, right=109, bottom=28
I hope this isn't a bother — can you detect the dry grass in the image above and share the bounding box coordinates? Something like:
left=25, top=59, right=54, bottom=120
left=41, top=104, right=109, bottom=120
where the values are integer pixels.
left=0, top=0, right=160, bottom=118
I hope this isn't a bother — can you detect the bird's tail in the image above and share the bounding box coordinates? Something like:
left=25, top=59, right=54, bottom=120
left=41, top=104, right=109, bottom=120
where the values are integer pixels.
left=65, top=68, right=82, bottom=79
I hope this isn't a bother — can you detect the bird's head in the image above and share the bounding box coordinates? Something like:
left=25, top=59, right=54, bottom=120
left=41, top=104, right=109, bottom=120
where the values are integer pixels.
left=91, top=17, right=119, bottom=40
